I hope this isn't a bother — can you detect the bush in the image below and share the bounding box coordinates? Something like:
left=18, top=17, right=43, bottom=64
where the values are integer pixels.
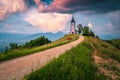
left=82, top=26, right=89, bottom=36
left=23, top=36, right=51, bottom=48
left=82, top=26, right=95, bottom=37
left=9, top=43, right=18, bottom=50
left=106, top=39, right=120, bottom=49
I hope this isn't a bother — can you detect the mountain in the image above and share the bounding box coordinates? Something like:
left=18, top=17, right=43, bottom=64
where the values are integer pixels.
left=23, top=31, right=64, bottom=41
left=0, top=33, right=27, bottom=52
left=0, top=33, right=27, bottom=41
left=98, top=34, right=120, bottom=40
left=0, top=32, right=64, bottom=52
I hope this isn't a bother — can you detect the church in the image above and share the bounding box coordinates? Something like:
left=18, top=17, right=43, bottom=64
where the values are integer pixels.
left=70, top=16, right=76, bottom=34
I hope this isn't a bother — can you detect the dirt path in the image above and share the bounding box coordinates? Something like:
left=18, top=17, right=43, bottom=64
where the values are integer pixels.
left=0, top=36, right=84, bottom=80
left=94, top=50, right=120, bottom=80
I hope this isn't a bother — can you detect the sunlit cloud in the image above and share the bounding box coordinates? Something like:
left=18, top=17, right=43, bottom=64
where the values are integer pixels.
left=24, top=8, right=71, bottom=33
left=88, top=22, right=93, bottom=29
left=0, top=0, right=27, bottom=20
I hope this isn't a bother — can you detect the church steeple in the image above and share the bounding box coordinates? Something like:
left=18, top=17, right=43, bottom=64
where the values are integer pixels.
left=71, top=16, right=75, bottom=23
left=70, top=16, right=76, bottom=34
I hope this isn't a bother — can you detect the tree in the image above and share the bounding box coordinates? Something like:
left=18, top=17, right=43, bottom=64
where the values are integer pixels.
left=9, top=43, right=18, bottom=50
left=4, top=47, right=9, bottom=53
left=82, top=26, right=89, bottom=36
left=77, top=24, right=83, bottom=34
left=96, top=35, right=99, bottom=39
left=89, top=30, right=95, bottom=37
left=23, top=36, right=51, bottom=48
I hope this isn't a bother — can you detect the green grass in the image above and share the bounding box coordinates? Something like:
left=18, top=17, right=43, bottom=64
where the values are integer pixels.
left=106, top=39, right=120, bottom=49
left=0, top=34, right=78, bottom=62
left=89, top=37, right=120, bottom=62
left=25, top=37, right=106, bottom=80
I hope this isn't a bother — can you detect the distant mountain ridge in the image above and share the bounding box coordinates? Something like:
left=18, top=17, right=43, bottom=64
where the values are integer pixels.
left=0, top=31, right=64, bottom=52
left=98, top=34, right=120, bottom=40
left=23, top=31, right=64, bottom=41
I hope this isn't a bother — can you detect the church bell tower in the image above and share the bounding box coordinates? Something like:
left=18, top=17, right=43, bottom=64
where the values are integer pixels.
left=70, top=16, right=76, bottom=34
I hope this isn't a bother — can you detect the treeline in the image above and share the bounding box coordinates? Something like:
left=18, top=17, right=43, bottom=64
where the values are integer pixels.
left=23, top=36, right=51, bottom=48
left=77, top=24, right=99, bottom=38
left=4, top=36, right=51, bottom=52
left=106, top=39, right=120, bottom=49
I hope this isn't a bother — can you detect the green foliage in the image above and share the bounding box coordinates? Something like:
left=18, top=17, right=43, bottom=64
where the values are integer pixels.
left=82, top=26, right=89, bottom=36
left=25, top=37, right=106, bottom=80
left=106, top=39, right=120, bottom=49
left=0, top=34, right=78, bottom=62
left=77, top=24, right=83, bottom=34
left=89, top=30, right=95, bottom=37
left=4, top=47, right=9, bottom=53
left=82, top=26, right=95, bottom=37
left=9, top=43, right=18, bottom=50
left=90, top=37, right=120, bottom=62
left=96, top=35, right=99, bottom=39
left=23, top=36, right=51, bottom=48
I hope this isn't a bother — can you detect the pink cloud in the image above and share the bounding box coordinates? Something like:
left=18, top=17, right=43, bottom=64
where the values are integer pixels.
left=24, top=8, right=71, bottom=33
left=34, top=0, right=70, bottom=13
left=0, top=0, right=27, bottom=20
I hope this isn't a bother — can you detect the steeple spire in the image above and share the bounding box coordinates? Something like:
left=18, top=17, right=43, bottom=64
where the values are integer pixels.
left=71, top=16, right=75, bottom=23
left=70, top=15, right=76, bottom=34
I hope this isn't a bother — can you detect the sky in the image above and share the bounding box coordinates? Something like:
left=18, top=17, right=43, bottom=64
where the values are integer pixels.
left=0, top=0, right=120, bottom=39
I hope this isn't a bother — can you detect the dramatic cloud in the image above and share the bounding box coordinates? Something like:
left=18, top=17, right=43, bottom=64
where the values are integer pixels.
left=0, top=0, right=27, bottom=20
left=1, top=0, right=120, bottom=20
left=0, top=0, right=120, bottom=39
left=108, top=11, right=120, bottom=35
left=24, top=8, right=71, bottom=32
left=34, top=0, right=120, bottom=13
left=0, top=13, right=41, bottom=34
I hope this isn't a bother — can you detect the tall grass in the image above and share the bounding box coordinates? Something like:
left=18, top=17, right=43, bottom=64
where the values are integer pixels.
left=89, top=37, right=120, bottom=62
left=0, top=34, right=78, bottom=62
left=25, top=37, right=106, bottom=80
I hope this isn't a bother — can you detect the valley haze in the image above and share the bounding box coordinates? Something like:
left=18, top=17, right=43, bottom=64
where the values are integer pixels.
left=0, top=31, right=64, bottom=52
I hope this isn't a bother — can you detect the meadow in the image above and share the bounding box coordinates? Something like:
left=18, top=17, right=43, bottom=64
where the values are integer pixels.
left=90, top=37, right=120, bottom=62
left=25, top=37, right=106, bottom=80
left=0, top=34, right=78, bottom=62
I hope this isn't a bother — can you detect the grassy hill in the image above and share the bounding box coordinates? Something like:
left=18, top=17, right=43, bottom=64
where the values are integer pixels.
left=0, top=34, right=78, bottom=62
left=90, top=37, right=120, bottom=79
left=25, top=37, right=120, bottom=80
left=106, top=39, right=120, bottom=49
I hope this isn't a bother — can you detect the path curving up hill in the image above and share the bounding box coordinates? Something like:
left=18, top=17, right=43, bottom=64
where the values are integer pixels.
left=0, top=36, right=84, bottom=80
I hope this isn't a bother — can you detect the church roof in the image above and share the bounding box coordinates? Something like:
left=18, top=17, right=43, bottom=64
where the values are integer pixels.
left=71, top=16, right=75, bottom=23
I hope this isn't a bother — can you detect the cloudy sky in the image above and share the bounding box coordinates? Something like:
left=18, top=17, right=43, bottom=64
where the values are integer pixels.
left=0, top=0, right=120, bottom=39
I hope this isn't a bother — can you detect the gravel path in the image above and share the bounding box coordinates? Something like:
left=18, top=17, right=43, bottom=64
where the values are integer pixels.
left=0, top=36, right=84, bottom=80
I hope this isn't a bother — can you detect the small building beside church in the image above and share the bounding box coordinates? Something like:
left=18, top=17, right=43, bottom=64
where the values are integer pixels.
left=70, top=16, right=76, bottom=34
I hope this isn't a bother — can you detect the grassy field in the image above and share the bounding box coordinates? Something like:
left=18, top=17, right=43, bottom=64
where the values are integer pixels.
left=25, top=37, right=106, bottom=80
left=89, top=37, right=120, bottom=79
left=106, top=39, right=120, bottom=49
left=89, top=37, right=120, bottom=62
left=0, top=34, right=78, bottom=62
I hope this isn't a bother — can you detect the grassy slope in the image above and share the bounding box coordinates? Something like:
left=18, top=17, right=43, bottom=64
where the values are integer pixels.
left=0, top=34, right=78, bottom=62
left=25, top=37, right=106, bottom=80
left=106, top=39, right=120, bottom=49
left=90, top=37, right=120, bottom=62
left=90, top=37, right=120, bottom=79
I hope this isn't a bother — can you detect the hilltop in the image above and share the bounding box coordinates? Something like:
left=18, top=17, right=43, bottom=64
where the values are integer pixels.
left=26, top=37, right=120, bottom=80
left=0, top=34, right=81, bottom=80
left=0, top=34, right=78, bottom=62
